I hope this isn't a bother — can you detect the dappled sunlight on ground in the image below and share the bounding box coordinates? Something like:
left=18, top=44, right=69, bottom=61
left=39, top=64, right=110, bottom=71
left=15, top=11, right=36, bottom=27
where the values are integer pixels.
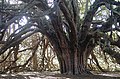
left=0, top=71, right=120, bottom=79
left=98, top=72, right=120, bottom=77
left=0, top=71, right=68, bottom=79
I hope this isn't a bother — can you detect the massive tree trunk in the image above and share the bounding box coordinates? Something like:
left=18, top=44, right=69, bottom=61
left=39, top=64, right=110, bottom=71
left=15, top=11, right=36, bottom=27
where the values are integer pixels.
left=50, top=37, right=94, bottom=75
left=51, top=35, right=94, bottom=74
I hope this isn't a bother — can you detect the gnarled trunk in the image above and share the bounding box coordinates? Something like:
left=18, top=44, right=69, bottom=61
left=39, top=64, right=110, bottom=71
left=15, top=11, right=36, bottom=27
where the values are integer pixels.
left=51, top=39, right=94, bottom=75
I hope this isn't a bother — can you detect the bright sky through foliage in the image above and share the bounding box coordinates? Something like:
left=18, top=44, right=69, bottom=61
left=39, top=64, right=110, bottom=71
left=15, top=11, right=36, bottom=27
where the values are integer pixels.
left=5, top=0, right=22, bottom=4
left=19, top=16, right=28, bottom=26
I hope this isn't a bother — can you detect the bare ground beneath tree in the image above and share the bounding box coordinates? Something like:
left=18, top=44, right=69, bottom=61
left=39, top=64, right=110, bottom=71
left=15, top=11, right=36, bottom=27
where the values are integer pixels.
left=0, top=71, right=120, bottom=79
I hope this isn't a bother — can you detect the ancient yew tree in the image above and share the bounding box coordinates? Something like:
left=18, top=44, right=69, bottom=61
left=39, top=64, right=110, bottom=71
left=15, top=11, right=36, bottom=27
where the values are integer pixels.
left=0, top=0, right=120, bottom=75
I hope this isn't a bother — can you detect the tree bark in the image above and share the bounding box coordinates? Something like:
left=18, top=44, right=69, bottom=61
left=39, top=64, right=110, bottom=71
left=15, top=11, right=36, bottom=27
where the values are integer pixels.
left=32, top=53, right=38, bottom=71
left=49, top=35, right=94, bottom=75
